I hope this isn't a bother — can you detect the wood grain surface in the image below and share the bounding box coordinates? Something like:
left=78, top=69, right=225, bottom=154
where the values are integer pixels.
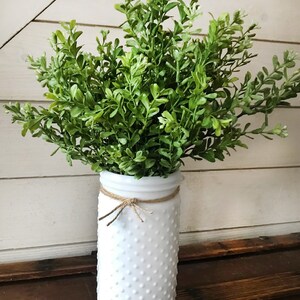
left=0, top=233, right=300, bottom=299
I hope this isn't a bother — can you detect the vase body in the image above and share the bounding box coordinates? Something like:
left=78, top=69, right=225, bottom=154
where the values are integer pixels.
left=97, top=171, right=182, bottom=300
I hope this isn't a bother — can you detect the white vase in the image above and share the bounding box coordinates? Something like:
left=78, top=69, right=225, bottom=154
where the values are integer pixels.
left=97, top=171, right=182, bottom=300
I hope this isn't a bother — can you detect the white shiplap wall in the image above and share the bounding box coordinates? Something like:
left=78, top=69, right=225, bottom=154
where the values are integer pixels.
left=0, top=0, right=54, bottom=48
left=0, top=0, right=300, bottom=263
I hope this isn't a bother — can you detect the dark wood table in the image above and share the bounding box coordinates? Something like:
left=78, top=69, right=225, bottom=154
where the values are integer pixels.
left=1, top=233, right=300, bottom=299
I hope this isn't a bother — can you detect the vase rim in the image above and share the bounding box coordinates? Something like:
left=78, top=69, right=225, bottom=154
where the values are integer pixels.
left=100, top=170, right=181, bottom=178
left=99, top=170, right=182, bottom=193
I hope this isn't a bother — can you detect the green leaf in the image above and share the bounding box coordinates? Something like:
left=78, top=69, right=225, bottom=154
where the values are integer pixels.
left=285, top=61, right=296, bottom=68
left=77, top=54, right=84, bottom=68
left=206, top=93, right=217, bottom=99
left=242, top=106, right=253, bottom=114
left=114, top=2, right=124, bottom=11
left=145, top=159, right=155, bottom=169
left=160, top=159, right=171, bottom=168
left=21, top=124, right=29, bottom=137
left=155, top=98, right=169, bottom=105
left=262, top=67, right=269, bottom=75
left=141, top=94, right=150, bottom=111
left=119, top=138, right=127, bottom=145
left=105, top=88, right=113, bottom=99
left=271, top=73, right=283, bottom=80
left=70, top=84, right=78, bottom=99
left=93, top=110, right=104, bottom=123
left=150, top=84, right=159, bottom=99
left=70, top=106, right=82, bottom=118
left=245, top=72, right=252, bottom=82
left=45, top=93, right=58, bottom=100
left=125, top=148, right=134, bottom=158
left=202, top=117, right=211, bottom=127
left=109, top=107, right=119, bottom=118
left=272, top=55, right=279, bottom=68
left=148, top=107, right=159, bottom=117
left=85, top=90, right=94, bottom=106
left=178, top=5, right=187, bottom=21
left=56, top=30, right=65, bottom=43
left=73, top=31, right=83, bottom=40
left=70, top=20, right=76, bottom=30
left=66, top=124, right=78, bottom=135
left=75, top=88, right=84, bottom=102
left=202, top=150, right=215, bottom=162
left=100, top=132, right=114, bottom=138
left=46, top=119, right=53, bottom=129
left=235, top=140, right=248, bottom=149
left=134, top=151, right=146, bottom=162
left=251, top=94, right=264, bottom=101
left=160, top=136, right=172, bottom=145
left=212, top=118, right=219, bottom=130
left=162, top=111, right=173, bottom=121
left=164, top=2, right=177, bottom=12
left=130, top=132, right=140, bottom=147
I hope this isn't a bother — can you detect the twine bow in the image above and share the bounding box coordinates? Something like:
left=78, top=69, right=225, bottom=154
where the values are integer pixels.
left=98, top=186, right=180, bottom=226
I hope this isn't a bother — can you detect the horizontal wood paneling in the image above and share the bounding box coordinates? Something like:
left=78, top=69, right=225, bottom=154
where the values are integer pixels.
left=37, top=0, right=300, bottom=43
left=0, top=22, right=299, bottom=102
left=180, top=169, right=300, bottom=232
left=1, top=222, right=300, bottom=263
left=1, top=102, right=300, bottom=178
left=1, top=170, right=299, bottom=252
left=0, top=242, right=97, bottom=264
left=0, top=176, right=99, bottom=251
left=0, top=0, right=53, bottom=48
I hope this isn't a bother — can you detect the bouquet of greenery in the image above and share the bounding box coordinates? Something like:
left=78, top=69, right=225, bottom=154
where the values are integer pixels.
left=5, top=0, right=300, bottom=178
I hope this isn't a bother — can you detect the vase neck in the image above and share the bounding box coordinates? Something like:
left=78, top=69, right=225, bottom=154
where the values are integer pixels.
left=99, top=171, right=182, bottom=200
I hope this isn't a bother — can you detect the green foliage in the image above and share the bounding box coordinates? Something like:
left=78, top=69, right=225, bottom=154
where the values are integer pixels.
left=5, top=0, right=300, bottom=178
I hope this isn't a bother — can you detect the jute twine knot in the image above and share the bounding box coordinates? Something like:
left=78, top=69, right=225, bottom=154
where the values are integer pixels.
left=98, top=186, right=180, bottom=226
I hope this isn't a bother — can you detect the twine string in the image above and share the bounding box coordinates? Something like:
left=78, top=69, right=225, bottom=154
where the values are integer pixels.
left=98, top=186, right=180, bottom=226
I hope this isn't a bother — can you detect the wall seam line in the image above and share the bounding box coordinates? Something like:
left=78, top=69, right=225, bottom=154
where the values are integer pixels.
left=0, top=0, right=58, bottom=50
left=33, top=19, right=300, bottom=46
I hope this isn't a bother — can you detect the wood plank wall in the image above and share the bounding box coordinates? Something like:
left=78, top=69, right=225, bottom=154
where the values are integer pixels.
left=0, top=0, right=54, bottom=48
left=0, top=0, right=300, bottom=263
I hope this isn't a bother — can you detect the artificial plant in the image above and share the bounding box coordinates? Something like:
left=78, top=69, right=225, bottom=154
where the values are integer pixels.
left=5, top=0, right=300, bottom=178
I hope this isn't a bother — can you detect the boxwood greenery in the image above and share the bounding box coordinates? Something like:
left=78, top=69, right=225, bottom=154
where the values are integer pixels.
left=5, top=0, right=300, bottom=178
